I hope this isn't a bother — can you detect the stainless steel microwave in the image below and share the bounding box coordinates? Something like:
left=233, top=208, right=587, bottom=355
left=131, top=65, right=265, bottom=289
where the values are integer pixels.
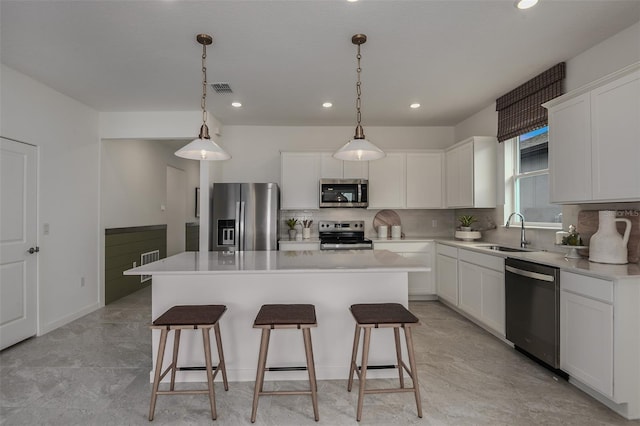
left=319, top=179, right=368, bottom=208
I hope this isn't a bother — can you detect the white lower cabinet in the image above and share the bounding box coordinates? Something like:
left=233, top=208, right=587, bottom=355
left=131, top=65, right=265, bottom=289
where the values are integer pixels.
left=560, top=271, right=640, bottom=420
left=436, top=244, right=458, bottom=306
left=374, top=241, right=435, bottom=300
left=561, top=271, right=614, bottom=398
left=457, top=249, right=505, bottom=337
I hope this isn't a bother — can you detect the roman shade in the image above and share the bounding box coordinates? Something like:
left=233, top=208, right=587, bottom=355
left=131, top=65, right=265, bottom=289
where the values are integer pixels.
left=496, top=62, right=566, bottom=142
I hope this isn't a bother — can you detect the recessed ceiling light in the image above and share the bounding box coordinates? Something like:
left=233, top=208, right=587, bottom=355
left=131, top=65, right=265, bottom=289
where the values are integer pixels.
left=410, top=103, right=421, bottom=109
left=322, top=102, right=333, bottom=108
left=347, top=0, right=358, bottom=2
left=515, top=0, right=538, bottom=10
left=231, top=102, right=242, bottom=108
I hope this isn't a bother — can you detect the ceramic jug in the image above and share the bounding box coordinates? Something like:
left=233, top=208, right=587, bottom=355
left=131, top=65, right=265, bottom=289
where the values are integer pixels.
left=589, top=210, right=631, bottom=264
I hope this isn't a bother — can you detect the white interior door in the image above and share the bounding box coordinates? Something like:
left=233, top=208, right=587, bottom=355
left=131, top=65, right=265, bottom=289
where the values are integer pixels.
left=1, top=137, right=38, bottom=350
left=166, top=165, right=187, bottom=256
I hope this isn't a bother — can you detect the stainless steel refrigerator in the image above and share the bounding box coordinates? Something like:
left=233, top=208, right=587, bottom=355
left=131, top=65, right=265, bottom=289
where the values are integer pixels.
left=210, top=183, right=279, bottom=251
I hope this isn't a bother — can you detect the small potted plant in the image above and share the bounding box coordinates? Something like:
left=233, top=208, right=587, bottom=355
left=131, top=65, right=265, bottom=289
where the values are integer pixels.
left=286, top=218, right=299, bottom=240
left=458, top=215, right=477, bottom=231
left=302, top=219, right=313, bottom=239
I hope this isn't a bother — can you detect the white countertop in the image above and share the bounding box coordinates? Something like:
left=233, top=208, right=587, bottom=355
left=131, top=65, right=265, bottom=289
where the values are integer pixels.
left=438, top=239, right=640, bottom=280
left=371, top=237, right=435, bottom=243
left=124, top=250, right=430, bottom=275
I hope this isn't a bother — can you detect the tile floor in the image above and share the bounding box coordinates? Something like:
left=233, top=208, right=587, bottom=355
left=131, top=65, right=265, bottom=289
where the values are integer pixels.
left=1, top=286, right=637, bottom=425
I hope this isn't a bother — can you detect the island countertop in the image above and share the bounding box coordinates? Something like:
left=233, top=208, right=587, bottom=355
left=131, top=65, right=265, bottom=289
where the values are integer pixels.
left=124, top=249, right=430, bottom=276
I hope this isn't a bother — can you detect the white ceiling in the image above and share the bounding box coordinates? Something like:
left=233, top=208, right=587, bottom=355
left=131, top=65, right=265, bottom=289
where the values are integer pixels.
left=2, top=1, right=639, bottom=127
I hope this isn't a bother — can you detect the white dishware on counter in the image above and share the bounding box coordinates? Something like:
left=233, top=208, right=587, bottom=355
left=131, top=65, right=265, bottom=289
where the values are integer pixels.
left=454, top=230, right=482, bottom=241
left=378, top=225, right=388, bottom=239
left=589, top=210, right=631, bottom=264
left=391, top=225, right=402, bottom=239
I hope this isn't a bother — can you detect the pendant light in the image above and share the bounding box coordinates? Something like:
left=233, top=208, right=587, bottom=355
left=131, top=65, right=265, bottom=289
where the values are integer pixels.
left=333, top=34, right=385, bottom=162
left=175, top=34, right=231, bottom=161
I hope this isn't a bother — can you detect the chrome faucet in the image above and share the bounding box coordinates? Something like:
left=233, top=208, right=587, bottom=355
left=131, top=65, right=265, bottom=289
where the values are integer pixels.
left=505, top=212, right=529, bottom=248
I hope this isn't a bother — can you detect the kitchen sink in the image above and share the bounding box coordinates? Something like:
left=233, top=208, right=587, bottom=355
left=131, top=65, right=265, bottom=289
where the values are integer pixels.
left=476, top=245, right=532, bottom=253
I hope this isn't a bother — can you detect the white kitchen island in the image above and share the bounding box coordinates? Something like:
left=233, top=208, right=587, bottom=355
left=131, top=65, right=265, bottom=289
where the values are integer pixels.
left=124, top=250, right=429, bottom=383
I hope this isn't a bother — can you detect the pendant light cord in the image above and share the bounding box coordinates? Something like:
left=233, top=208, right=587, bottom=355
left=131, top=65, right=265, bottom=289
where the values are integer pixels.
left=201, top=42, right=208, bottom=127
left=355, top=43, right=362, bottom=127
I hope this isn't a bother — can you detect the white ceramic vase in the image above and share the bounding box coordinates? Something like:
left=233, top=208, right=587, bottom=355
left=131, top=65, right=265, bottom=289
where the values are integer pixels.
left=589, top=210, right=631, bottom=264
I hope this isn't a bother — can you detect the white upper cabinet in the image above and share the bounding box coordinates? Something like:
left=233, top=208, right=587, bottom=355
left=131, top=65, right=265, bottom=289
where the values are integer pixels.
left=368, top=151, right=444, bottom=209
left=547, top=93, right=592, bottom=203
left=445, top=136, right=497, bottom=208
left=280, top=152, right=320, bottom=209
left=320, top=153, right=344, bottom=179
left=343, top=160, right=369, bottom=179
left=406, top=152, right=444, bottom=209
left=544, top=64, right=640, bottom=203
left=281, top=152, right=369, bottom=209
left=368, top=153, right=405, bottom=209
left=281, top=149, right=444, bottom=211
left=319, top=152, right=369, bottom=179
left=591, top=69, right=640, bottom=201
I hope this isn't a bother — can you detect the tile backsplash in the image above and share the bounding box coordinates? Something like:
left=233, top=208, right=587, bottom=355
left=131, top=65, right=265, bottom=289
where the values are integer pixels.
left=282, top=202, right=640, bottom=265
left=280, top=209, right=455, bottom=240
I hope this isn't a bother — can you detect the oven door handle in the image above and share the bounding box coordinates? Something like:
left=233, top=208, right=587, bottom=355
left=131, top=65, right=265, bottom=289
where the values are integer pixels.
left=505, top=265, right=555, bottom=282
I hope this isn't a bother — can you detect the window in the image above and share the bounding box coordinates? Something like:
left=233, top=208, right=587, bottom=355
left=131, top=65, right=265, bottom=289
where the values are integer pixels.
left=504, top=126, right=562, bottom=228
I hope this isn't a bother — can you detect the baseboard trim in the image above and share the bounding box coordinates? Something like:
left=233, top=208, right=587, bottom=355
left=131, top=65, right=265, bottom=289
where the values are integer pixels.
left=409, top=294, right=438, bottom=301
left=39, top=302, right=101, bottom=335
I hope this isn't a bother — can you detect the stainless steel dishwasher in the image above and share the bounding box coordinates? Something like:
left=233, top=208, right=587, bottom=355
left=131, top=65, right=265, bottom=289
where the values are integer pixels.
left=505, top=258, right=561, bottom=370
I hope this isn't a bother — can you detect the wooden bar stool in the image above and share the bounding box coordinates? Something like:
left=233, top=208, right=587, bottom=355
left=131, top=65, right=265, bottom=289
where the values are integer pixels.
left=149, top=305, right=229, bottom=421
left=347, top=303, right=422, bottom=421
left=251, top=304, right=319, bottom=423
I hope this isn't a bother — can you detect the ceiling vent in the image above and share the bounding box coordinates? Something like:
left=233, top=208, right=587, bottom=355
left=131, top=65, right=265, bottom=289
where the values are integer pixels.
left=211, top=82, right=233, bottom=93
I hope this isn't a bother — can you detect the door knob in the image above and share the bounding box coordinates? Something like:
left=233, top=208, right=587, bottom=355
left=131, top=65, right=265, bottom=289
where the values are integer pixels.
left=28, top=247, right=40, bottom=254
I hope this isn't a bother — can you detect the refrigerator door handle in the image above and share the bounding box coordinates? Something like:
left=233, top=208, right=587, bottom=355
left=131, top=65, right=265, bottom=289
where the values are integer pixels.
left=239, top=201, right=246, bottom=251
left=235, top=201, right=241, bottom=251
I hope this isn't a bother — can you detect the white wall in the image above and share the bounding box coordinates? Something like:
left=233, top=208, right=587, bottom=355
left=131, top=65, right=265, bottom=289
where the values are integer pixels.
left=565, top=21, right=640, bottom=92
left=452, top=21, right=640, bottom=251
left=1, top=64, right=101, bottom=333
left=100, top=111, right=222, bottom=141
left=454, top=21, right=640, bottom=142
left=454, top=104, right=498, bottom=143
left=215, top=125, right=454, bottom=183
left=101, top=139, right=199, bottom=229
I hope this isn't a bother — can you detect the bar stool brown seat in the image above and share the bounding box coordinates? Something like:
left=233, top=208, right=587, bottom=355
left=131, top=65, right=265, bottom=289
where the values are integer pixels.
left=149, top=305, right=229, bottom=421
left=251, top=304, right=319, bottom=423
left=347, top=303, right=422, bottom=421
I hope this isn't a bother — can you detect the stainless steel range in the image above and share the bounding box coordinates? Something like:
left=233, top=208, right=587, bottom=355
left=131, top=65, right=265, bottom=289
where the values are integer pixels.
left=318, top=220, right=373, bottom=250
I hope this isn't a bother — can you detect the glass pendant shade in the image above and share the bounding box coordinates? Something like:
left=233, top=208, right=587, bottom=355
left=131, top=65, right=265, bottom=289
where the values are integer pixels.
left=333, top=137, right=385, bottom=161
left=175, top=137, right=231, bottom=161
left=175, top=124, right=231, bottom=160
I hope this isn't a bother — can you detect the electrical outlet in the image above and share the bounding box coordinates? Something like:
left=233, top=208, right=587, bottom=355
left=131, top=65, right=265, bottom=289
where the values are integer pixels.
left=80, top=277, right=85, bottom=287
left=43, top=223, right=50, bottom=235
left=432, top=219, right=438, bottom=228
